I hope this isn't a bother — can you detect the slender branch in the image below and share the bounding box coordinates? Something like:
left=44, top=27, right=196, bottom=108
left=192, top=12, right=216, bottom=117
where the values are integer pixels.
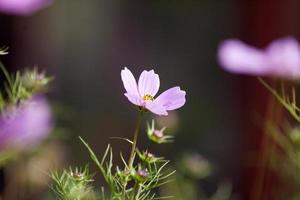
left=251, top=77, right=279, bottom=200
left=133, top=184, right=142, bottom=200
left=0, top=61, right=13, bottom=91
left=128, top=111, right=143, bottom=169
left=258, top=77, right=300, bottom=122
left=130, top=182, right=139, bottom=200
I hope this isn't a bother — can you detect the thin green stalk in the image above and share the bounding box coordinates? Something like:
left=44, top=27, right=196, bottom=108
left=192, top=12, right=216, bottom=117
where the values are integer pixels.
left=258, top=77, right=300, bottom=122
left=133, top=184, right=142, bottom=200
left=251, top=78, right=278, bottom=200
left=128, top=111, right=143, bottom=169
left=130, top=182, right=139, bottom=200
left=0, top=61, right=13, bottom=90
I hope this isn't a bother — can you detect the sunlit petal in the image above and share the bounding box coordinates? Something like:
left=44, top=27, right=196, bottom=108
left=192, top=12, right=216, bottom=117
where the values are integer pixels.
left=121, top=67, right=140, bottom=97
left=155, top=87, right=186, bottom=111
left=138, top=70, right=160, bottom=97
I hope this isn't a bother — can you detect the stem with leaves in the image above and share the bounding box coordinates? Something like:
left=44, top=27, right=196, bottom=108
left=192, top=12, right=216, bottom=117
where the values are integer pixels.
left=55, top=110, right=174, bottom=200
left=258, top=77, right=300, bottom=122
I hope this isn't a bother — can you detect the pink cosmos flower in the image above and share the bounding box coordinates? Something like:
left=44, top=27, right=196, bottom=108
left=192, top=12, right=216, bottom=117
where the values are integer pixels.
left=0, top=0, right=53, bottom=15
left=121, top=67, right=186, bottom=116
left=0, top=96, right=53, bottom=150
left=218, top=37, right=300, bottom=79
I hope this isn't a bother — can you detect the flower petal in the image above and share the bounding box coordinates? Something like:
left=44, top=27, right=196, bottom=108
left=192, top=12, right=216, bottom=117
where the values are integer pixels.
left=121, top=67, right=139, bottom=97
left=0, top=96, right=52, bottom=149
left=145, top=101, right=168, bottom=116
left=138, top=70, right=160, bottom=97
left=0, top=0, right=53, bottom=15
left=218, top=39, right=268, bottom=75
left=266, top=37, right=300, bottom=78
left=124, top=93, right=142, bottom=106
left=154, top=87, right=186, bottom=111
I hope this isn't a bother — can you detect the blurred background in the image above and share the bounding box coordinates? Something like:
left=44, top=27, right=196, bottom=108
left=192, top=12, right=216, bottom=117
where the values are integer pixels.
left=0, top=0, right=300, bottom=199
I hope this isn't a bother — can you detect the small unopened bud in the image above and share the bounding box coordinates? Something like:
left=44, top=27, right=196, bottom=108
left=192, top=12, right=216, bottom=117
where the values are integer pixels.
left=116, top=167, right=131, bottom=182
left=154, top=130, right=163, bottom=139
left=132, top=166, right=149, bottom=182
left=21, top=69, right=51, bottom=93
left=137, top=169, right=149, bottom=178
left=147, top=120, right=173, bottom=144
left=71, top=171, right=83, bottom=179
left=136, top=169, right=149, bottom=182
left=69, top=166, right=94, bottom=183
left=137, top=150, right=162, bottom=164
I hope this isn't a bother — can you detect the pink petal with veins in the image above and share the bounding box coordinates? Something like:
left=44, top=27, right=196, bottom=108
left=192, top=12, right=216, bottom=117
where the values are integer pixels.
left=138, top=70, right=160, bottom=97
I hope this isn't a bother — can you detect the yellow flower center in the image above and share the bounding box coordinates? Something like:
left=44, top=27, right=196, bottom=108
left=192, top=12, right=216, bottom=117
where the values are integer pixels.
left=143, top=94, right=154, bottom=101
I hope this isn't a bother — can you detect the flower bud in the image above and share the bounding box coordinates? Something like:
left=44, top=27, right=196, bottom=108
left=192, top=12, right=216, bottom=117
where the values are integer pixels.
left=71, top=171, right=84, bottom=181
left=147, top=120, right=173, bottom=144
left=132, top=166, right=149, bottom=182
left=137, top=150, right=162, bottom=164
left=20, top=69, right=51, bottom=93
left=116, top=166, right=132, bottom=182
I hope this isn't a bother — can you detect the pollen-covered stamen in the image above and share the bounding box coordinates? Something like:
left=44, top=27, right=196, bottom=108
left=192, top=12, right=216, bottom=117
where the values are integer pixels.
left=143, top=94, right=154, bottom=101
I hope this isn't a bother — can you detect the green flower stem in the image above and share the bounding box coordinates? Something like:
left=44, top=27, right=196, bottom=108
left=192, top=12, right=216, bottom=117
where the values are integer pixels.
left=0, top=61, right=13, bottom=91
left=132, top=183, right=141, bottom=200
left=251, top=78, right=281, bottom=200
left=128, top=111, right=143, bottom=169
left=258, top=77, right=300, bottom=122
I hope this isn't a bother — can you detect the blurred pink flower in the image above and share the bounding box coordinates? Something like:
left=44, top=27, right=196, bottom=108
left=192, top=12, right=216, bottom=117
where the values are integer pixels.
left=0, top=96, right=53, bottom=150
left=121, top=67, right=186, bottom=116
left=218, top=37, right=300, bottom=79
left=0, top=0, right=53, bottom=15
